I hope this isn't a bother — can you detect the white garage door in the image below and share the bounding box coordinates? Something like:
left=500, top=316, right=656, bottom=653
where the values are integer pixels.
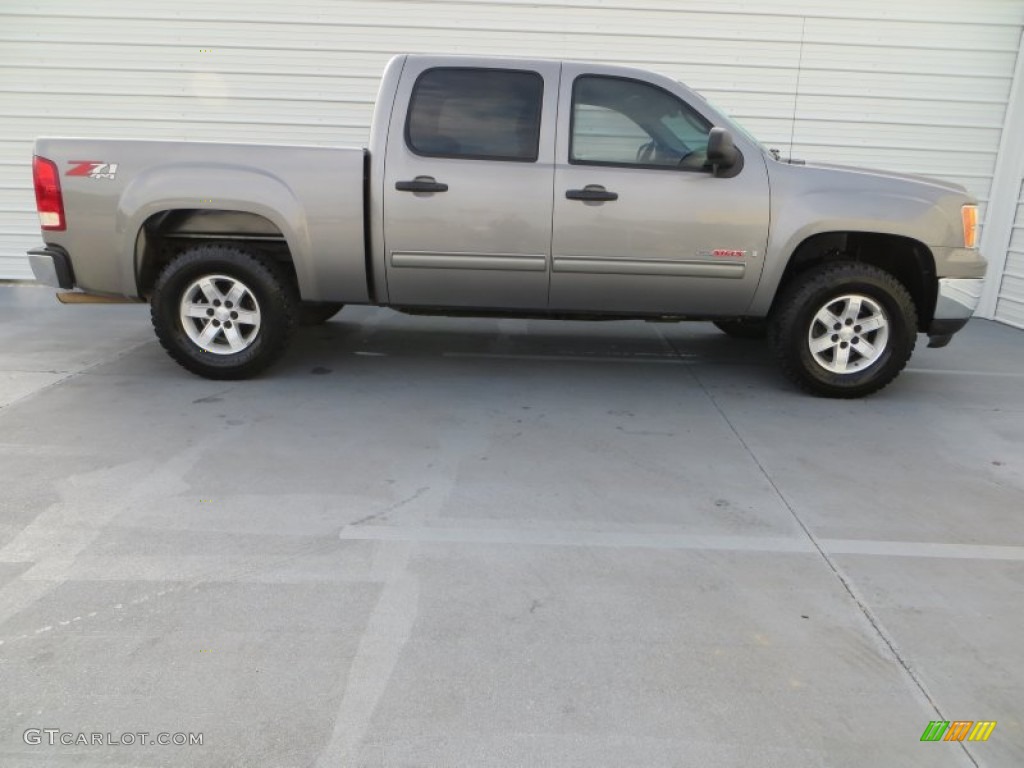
left=2, top=0, right=1023, bottom=298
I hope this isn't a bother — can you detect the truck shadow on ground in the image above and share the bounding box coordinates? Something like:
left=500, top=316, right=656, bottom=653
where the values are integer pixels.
left=275, top=313, right=785, bottom=389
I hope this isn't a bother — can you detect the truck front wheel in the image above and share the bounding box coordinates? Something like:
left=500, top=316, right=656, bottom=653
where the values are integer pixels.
left=768, top=262, right=917, bottom=398
left=151, top=245, right=298, bottom=379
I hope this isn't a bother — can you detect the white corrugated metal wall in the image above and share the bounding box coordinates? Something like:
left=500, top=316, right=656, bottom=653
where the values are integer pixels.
left=2, top=0, right=1023, bottom=326
left=977, top=29, right=1024, bottom=330
left=995, top=180, right=1024, bottom=327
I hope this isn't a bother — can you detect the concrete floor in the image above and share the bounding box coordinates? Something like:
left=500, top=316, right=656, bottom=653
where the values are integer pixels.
left=0, top=283, right=1022, bottom=768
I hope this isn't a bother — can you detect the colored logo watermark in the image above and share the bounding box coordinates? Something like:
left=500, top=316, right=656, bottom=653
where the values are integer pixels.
left=921, top=721, right=996, bottom=742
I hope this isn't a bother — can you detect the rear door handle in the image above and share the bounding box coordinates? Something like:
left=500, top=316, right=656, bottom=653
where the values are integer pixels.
left=565, top=185, right=618, bottom=202
left=396, top=177, right=448, bottom=193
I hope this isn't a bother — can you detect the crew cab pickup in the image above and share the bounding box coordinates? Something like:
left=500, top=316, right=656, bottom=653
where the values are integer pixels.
left=29, top=54, right=987, bottom=397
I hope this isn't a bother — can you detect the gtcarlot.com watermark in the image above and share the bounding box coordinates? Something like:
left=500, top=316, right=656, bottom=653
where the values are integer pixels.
left=24, top=729, right=203, bottom=747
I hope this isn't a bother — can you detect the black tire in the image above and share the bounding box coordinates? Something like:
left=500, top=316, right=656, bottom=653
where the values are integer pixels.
left=299, top=302, right=344, bottom=326
left=768, top=262, right=917, bottom=398
left=713, top=319, right=768, bottom=340
left=151, top=244, right=298, bottom=379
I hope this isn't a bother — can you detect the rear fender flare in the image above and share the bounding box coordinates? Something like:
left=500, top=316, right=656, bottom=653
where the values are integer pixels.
left=116, top=163, right=311, bottom=297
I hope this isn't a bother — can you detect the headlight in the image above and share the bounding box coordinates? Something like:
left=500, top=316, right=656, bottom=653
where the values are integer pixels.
left=962, top=204, right=978, bottom=248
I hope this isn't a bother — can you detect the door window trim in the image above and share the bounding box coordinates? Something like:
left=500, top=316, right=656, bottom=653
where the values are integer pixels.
left=568, top=74, right=729, bottom=174
left=404, top=66, right=545, bottom=163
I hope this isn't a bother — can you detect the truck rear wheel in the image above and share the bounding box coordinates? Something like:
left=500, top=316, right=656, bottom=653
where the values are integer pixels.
left=768, top=262, right=917, bottom=398
left=151, top=245, right=297, bottom=379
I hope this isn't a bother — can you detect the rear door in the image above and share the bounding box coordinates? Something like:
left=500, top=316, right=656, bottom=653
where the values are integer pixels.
left=383, top=59, right=560, bottom=309
left=550, top=64, right=770, bottom=316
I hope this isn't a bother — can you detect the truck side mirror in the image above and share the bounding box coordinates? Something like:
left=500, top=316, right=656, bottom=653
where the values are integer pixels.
left=706, top=127, right=738, bottom=174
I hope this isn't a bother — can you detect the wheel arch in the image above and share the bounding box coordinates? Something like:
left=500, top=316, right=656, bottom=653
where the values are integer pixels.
left=115, top=162, right=314, bottom=299
left=769, top=231, right=937, bottom=332
left=134, top=208, right=298, bottom=298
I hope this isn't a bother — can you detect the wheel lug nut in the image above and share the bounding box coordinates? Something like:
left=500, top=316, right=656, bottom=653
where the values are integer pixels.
left=833, top=323, right=841, bottom=331
left=225, top=321, right=232, bottom=329
left=206, top=309, right=214, bottom=317
left=213, top=300, right=221, bottom=307
left=840, top=341, right=848, bottom=348
left=831, top=334, right=839, bottom=342
left=230, top=311, right=238, bottom=319
left=225, top=301, right=233, bottom=309
left=854, top=325, right=862, bottom=332
left=845, top=318, right=854, bottom=325
left=212, top=320, right=221, bottom=327
left=852, top=338, right=859, bottom=344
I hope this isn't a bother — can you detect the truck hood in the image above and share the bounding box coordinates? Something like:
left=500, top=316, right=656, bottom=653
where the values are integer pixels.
left=779, top=158, right=970, bottom=198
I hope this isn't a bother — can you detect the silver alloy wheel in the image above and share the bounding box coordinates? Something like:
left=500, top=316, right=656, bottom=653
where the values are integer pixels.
left=179, top=274, right=261, bottom=355
left=807, top=293, right=889, bottom=374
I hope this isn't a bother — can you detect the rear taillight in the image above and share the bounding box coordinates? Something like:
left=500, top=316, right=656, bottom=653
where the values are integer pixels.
left=33, top=155, right=65, bottom=231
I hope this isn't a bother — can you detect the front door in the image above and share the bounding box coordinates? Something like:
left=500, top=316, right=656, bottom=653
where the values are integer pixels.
left=383, top=59, right=560, bottom=310
left=550, top=65, right=770, bottom=316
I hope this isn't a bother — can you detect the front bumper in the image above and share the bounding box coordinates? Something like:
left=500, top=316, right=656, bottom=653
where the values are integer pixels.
left=27, top=245, right=75, bottom=289
left=927, top=277, right=984, bottom=347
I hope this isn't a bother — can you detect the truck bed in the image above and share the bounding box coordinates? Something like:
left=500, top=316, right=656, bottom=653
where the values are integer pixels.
left=34, top=138, right=368, bottom=302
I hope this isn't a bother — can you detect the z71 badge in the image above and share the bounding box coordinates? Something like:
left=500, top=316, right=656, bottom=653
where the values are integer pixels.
left=66, top=161, right=118, bottom=180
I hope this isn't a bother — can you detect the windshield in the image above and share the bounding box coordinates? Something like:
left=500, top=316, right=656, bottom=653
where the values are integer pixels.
left=687, top=87, right=768, bottom=153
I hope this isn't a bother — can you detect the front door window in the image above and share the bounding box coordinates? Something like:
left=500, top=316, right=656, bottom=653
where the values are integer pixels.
left=571, top=75, right=712, bottom=172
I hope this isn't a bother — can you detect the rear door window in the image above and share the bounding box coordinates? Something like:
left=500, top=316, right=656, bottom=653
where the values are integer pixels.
left=406, top=68, right=544, bottom=162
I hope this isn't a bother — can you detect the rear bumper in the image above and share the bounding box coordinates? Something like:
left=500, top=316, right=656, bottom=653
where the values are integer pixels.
left=926, top=277, right=984, bottom=347
left=28, top=245, right=75, bottom=289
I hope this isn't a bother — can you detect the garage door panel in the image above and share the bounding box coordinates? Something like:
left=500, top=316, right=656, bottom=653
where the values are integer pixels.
left=6, top=4, right=804, bottom=44
left=1004, top=250, right=1024, bottom=277
left=4, top=93, right=376, bottom=128
left=1008, top=223, right=1024, bottom=255
left=795, top=69, right=1013, bottom=104
left=0, top=68, right=383, bottom=103
left=0, top=41, right=394, bottom=80
left=802, top=16, right=1022, bottom=50
left=1, top=115, right=371, bottom=147
left=0, top=232, right=40, bottom=280
left=0, top=188, right=35, bottom=215
left=791, top=97, right=1006, bottom=130
left=800, top=43, right=1016, bottom=79
left=995, top=299, right=1024, bottom=328
left=8, top=23, right=809, bottom=70
left=996, top=178, right=1024, bottom=327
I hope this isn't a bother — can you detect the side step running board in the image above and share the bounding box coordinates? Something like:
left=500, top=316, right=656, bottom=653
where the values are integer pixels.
left=56, top=292, right=145, bottom=305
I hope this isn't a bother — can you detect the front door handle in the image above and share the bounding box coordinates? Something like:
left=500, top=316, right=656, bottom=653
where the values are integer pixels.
left=565, top=185, right=618, bottom=202
left=396, top=176, right=449, bottom=193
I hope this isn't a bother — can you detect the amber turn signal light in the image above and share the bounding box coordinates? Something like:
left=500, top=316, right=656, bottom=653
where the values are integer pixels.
left=962, top=204, right=978, bottom=248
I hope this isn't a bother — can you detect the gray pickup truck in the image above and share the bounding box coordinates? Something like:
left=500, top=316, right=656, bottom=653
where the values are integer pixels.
left=29, top=54, right=986, bottom=397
